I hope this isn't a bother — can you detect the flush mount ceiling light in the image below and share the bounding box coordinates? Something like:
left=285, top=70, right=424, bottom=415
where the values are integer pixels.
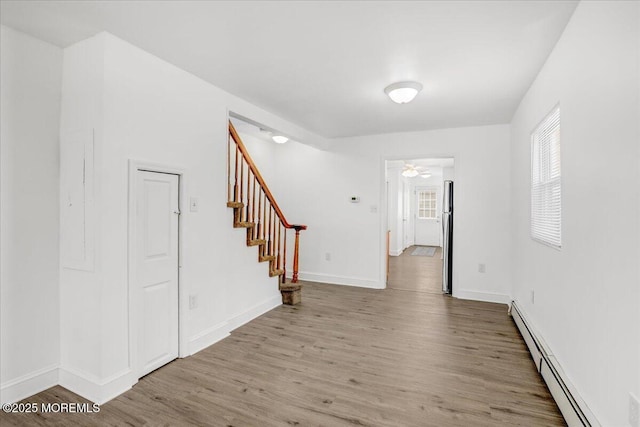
left=272, top=135, right=289, bottom=144
left=420, top=173, right=432, bottom=179
left=384, top=81, right=423, bottom=104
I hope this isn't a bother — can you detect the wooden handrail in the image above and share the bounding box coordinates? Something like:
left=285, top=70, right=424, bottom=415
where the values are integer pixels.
left=229, top=122, right=307, bottom=231
left=228, top=121, right=306, bottom=285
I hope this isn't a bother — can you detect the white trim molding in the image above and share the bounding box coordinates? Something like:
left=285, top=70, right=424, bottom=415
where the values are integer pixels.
left=187, top=321, right=230, bottom=356
left=227, top=294, right=282, bottom=331
left=454, top=289, right=511, bottom=305
left=0, top=365, right=59, bottom=404
left=58, top=367, right=132, bottom=405
left=295, top=272, right=384, bottom=289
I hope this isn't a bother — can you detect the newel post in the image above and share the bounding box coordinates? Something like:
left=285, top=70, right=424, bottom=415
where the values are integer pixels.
left=292, top=227, right=303, bottom=283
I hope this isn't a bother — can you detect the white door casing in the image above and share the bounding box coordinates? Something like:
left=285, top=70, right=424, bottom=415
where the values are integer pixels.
left=414, top=186, right=441, bottom=247
left=135, top=170, right=180, bottom=378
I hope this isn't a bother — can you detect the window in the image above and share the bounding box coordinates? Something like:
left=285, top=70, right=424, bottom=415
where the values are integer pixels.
left=418, top=190, right=437, bottom=219
left=531, top=106, right=561, bottom=248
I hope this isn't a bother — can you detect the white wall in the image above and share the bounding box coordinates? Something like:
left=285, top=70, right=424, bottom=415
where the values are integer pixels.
left=443, top=167, right=454, bottom=181
left=510, top=2, right=640, bottom=425
left=58, top=33, right=105, bottom=396
left=236, top=130, right=279, bottom=190
left=274, top=125, right=512, bottom=302
left=56, top=32, right=324, bottom=403
left=0, top=26, right=62, bottom=403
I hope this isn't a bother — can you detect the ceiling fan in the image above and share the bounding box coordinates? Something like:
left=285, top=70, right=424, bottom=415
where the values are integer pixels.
left=402, top=163, right=431, bottom=178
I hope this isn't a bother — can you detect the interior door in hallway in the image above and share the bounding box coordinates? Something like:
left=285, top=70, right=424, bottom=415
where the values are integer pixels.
left=414, top=186, right=440, bottom=246
left=402, top=181, right=412, bottom=249
left=135, top=170, right=179, bottom=378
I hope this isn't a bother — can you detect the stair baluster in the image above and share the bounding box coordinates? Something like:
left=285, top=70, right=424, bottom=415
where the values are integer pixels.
left=234, top=143, right=239, bottom=202
left=251, top=175, right=257, bottom=238
left=282, top=228, right=287, bottom=285
left=227, top=121, right=306, bottom=305
left=258, top=189, right=263, bottom=241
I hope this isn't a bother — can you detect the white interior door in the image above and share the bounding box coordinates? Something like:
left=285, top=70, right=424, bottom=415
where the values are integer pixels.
left=135, top=170, right=179, bottom=378
left=403, top=181, right=412, bottom=248
left=414, top=186, right=441, bottom=246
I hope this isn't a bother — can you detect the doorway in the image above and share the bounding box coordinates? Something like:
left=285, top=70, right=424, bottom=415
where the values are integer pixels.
left=132, top=169, right=180, bottom=378
left=414, top=186, right=441, bottom=246
left=385, top=158, right=454, bottom=294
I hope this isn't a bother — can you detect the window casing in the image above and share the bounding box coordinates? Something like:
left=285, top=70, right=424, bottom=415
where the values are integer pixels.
left=418, top=190, right=437, bottom=219
left=531, top=106, right=561, bottom=248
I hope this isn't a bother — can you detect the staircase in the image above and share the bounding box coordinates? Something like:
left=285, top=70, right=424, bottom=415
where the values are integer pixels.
left=227, top=121, right=307, bottom=305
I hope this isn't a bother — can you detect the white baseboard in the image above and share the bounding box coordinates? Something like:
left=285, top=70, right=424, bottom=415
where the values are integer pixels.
left=0, top=364, right=58, bottom=404
left=454, top=289, right=511, bottom=305
left=389, top=249, right=403, bottom=256
left=227, top=294, right=282, bottom=331
left=296, top=271, right=384, bottom=289
left=1, top=293, right=284, bottom=406
left=510, top=301, right=600, bottom=427
left=187, top=321, right=230, bottom=356
left=58, top=367, right=132, bottom=405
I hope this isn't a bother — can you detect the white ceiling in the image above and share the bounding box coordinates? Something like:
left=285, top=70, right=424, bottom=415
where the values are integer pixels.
left=388, top=158, right=454, bottom=169
left=0, top=1, right=578, bottom=138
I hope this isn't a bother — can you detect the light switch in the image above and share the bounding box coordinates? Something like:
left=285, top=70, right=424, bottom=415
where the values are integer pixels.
left=190, top=197, right=199, bottom=212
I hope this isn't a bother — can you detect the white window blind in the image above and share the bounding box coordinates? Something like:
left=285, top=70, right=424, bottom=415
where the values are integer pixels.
left=418, top=190, right=437, bottom=219
left=531, top=106, right=561, bottom=248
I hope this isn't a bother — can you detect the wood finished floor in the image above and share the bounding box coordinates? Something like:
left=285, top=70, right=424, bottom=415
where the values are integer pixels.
left=388, top=246, right=444, bottom=294
left=2, top=283, right=564, bottom=426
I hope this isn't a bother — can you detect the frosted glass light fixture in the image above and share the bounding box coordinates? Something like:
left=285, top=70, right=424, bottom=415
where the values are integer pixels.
left=384, top=81, right=423, bottom=104
left=272, top=135, right=288, bottom=144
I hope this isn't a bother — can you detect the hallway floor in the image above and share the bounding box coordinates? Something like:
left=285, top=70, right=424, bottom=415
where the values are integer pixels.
left=2, top=281, right=564, bottom=426
left=388, top=245, right=444, bottom=293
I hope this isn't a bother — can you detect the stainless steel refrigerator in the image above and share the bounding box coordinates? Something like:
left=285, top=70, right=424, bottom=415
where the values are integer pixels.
left=442, top=181, right=453, bottom=294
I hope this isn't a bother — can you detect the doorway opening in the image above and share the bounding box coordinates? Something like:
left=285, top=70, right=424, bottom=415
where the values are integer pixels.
left=385, top=158, right=454, bottom=294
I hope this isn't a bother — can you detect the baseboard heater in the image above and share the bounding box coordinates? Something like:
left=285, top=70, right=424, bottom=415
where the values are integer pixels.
left=510, top=301, right=599, bottom=427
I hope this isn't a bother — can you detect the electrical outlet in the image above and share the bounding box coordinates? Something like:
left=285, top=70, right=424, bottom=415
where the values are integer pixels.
left=630, top=393, right=640, bottom=427
left=325, top=252, right=331, bottom=261
left=189, top=295, right=198, bottom=310
left=478, top=263, right=486, bottom=273
left=530, top=290, right=535, bottom=304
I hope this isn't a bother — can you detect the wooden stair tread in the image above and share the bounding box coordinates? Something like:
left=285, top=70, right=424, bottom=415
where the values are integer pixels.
left=234, top=221, right=254, bottom=228
left=247, top=239, right=266, bottom=247
left=269, top=269, right=284, bottom=277
left=227, top=201, right=244, bottom=208
left=259, top=255, right=276, bottom=262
